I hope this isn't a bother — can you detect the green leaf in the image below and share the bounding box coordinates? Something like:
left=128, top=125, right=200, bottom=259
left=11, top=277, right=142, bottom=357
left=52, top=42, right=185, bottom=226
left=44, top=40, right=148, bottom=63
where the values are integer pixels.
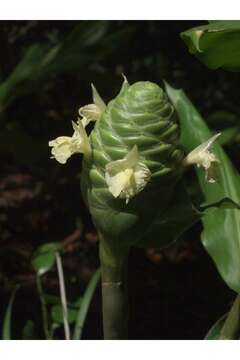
left=220, top=295, right=240, bottom=339
left=32, top=242, right=59, bottom=276
left=73, top=268, right=100, bottom=339
left=44, top=294, right=62, bottom=305
left=205, top=314, right=227, bottom=340
left=207, top=111, right=240, bottom=129
left=51, top=304, right=79, bottom=325
left=165, top=82, right=240, bottom=293
left=0, top=22, right=135, bottom=112
left=138, top=182, right=200, bottom=248
left=0, top=23, right=109, bottom=110
left=181, top=21, right=240, bottom=71
left=22, top=320, right=36, bottom=340
left=206, top=111, right=240, bottom=146
left=0, top=44, right=50, bottom=110
left=205, top=296, right=240, bottom=340
left=2, top=286, right=19, bottom=340
left=200, top=197, right=240, bottom=212
left=218, top=127, right=240, bottom=146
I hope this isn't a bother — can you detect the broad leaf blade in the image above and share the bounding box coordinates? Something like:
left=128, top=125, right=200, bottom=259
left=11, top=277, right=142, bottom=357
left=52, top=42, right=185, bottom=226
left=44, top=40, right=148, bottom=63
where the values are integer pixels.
left=220, top=295, right=240, bottom=339
left=205, top=295, right=240, bottom=340
left=138, top=182, right=200, bottom=248
left=32, top=242, right=59, bottom=276
left=181, top=21, right=240, bottom=71
left=205, top=314, right=227, bottom=340
left=165, top=82, right=240, bottom=293
left=51, top=304, right=79, bottom=325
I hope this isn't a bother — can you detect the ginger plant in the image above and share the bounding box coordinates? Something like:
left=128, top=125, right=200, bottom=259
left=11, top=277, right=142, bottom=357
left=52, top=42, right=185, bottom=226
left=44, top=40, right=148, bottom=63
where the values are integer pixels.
left=49, top=77, right=220, bottom=339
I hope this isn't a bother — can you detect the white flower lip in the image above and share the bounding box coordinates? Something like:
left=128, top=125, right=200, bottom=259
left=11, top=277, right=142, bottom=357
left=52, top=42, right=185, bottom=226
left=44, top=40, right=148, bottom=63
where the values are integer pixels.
left=78, top=84, right=106, bottom=127
left=105, top=145, right=151, bottom=204
left=48, top=120, right=91, bottom=164
left=48, top=83, right=105, bottom=164
left=184, top=132, right=221, bottom=183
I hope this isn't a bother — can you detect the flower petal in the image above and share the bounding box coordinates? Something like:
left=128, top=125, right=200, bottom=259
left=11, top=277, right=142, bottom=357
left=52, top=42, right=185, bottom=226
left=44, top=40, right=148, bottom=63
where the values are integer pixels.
left=184, top=132, right=221, bottom=183
left=48, top=121, right=91, bottom=164
left=79, top=104, right=102, bottom=125
left=185, top=133, right=221, bottom=165
left=49, top=137, right=73, bottom=164
left=106, top=170, right=133, bottom=198
left=105, top=145, right=151, bottom=202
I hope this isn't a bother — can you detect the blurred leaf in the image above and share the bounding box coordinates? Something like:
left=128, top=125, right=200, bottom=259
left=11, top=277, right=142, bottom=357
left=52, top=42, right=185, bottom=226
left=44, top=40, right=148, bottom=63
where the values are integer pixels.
left=206, top=111, right=240, bottom=146
left=181, top=21, right=240, bottom=71
left=51, top=305, right=75, bottom=324
left=205, top=297, right=240, bottom=340
left=73, top=268, right=100, bottom=339
left=49, top=323, right=60, bottom=339
left=218, top=127, right=239, bottom=146
left=2, top=286, right=19, bottom=340
left=220, top=295, right=240, bottom=339
left=165, top=82, right=240, bottom=293
left=51, top=303, right=79, bottom=325
left=32, top=242, right=59, bottom=276
left=138, top=182, right=200, bottom=248
left=44, top=21, right=109, bottom=75
left=22, top=320, right=36, bottom=340
left=200, top=197, right=240, bottom=211
left=207, top=111, right=240, bottom=129
left=0, top=44, right=50, bottom=110
left=50, top=296, right=82, bottom=325
left=0, top=22, right=136, bottom=112
left=45, top=294, right=62, bottom=305
left=205, top=314, right=227, bottom=340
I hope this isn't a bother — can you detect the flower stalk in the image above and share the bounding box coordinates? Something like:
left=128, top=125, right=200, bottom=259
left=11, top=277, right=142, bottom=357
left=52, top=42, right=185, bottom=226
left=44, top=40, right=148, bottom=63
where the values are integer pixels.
left=99, top=234, right=129, bottom=339
left=55, top=252, right=70, bottom=340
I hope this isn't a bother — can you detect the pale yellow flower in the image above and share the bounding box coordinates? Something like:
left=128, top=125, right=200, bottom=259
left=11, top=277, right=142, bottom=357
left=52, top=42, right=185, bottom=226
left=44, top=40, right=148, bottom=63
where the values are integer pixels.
left=78, top=84, right=106, bottom=127
left=105, top=145, right=151, bottom=203
left=48, top=120, right=91, bottom=164
left=184, top=133, right=221, bottom=183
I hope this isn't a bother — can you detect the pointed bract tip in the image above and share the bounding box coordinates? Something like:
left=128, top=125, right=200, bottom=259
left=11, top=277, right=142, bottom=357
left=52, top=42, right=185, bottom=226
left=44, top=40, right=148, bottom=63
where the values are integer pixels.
left=90, top=83, right=106, bottom=111
left=121, top=73, right=129, bottom=85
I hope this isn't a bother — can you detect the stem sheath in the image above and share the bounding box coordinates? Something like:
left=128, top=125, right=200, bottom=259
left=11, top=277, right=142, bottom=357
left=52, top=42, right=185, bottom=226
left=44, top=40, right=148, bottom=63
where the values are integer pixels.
left=99, top=239, right=129, bottom=340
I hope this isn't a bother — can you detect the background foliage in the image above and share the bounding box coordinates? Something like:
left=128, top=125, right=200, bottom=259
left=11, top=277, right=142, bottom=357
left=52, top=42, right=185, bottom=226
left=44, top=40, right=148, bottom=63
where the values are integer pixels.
left=1, top=20, right=240, bottom=339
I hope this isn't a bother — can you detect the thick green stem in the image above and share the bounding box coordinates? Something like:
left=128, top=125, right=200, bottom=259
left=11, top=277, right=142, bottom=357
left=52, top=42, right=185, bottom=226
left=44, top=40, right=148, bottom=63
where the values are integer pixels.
left=99, top=238, right=129, bottom=340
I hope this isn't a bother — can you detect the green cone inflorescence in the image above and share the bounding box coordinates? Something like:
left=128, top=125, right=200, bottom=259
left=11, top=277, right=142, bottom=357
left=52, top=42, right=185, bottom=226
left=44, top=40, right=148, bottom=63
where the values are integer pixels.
left=81, top=81, right=185, bottom=250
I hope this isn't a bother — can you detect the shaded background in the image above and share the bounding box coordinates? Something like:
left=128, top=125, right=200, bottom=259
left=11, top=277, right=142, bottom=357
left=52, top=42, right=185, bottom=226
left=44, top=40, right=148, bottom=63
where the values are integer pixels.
left=0, top=20, right=239, bottom=340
